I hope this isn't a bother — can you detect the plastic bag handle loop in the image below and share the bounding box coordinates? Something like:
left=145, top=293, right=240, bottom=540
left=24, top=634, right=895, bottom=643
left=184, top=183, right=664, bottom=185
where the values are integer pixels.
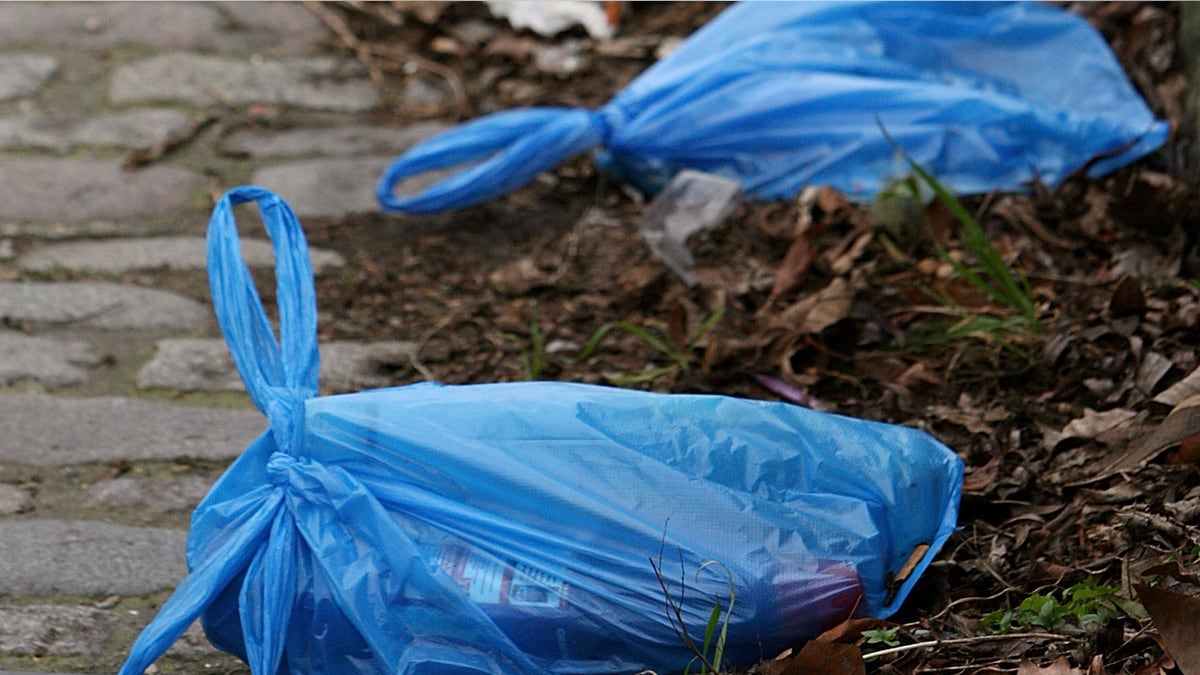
left=376, top=107, right=607, bottom=214
left=207, top=186, right=319, bottom=447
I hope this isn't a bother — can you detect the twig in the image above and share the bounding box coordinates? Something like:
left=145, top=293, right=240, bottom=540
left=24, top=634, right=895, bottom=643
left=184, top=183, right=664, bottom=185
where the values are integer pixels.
left=922, top=587, right=1014, bottom=624
left=360, top=42, right=469, bottom=118
left=408, top=306, right=465, bottom=381
left=304, top=1, right=385, bottom=85
left=342, top=0, right=404, bottom=26
left=862, top=631, right=1077, bottom=661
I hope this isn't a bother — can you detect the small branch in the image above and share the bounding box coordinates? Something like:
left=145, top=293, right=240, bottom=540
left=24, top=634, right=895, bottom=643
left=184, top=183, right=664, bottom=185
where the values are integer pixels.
left=862, top=631, right=1077, bottom=662
left=360, top=42, right=469, bottom=118
left=304, top=1, right=385, bottom=85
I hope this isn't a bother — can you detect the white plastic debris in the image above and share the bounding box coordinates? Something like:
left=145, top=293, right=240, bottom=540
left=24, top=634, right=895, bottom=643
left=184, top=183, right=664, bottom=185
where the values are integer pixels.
left=486, top=0, right=614, bottom=40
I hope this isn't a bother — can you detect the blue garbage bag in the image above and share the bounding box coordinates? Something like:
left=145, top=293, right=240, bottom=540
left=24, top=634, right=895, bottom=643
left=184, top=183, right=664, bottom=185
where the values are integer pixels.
left=377, top=1, right=1168, bottom=214
left=119, top=186, right=964, bottom=675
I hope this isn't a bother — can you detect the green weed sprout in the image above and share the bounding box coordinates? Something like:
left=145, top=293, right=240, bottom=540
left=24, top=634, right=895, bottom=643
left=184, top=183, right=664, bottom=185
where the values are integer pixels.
left=980, top=578, right=1146, bottom=634
left=862, top=626, right=902, bottom=648
left=877, top=122, right=1040, bottom=336
left=578, top=308, right=725, bottom=385
left=521, top=315, right=546, bottom=380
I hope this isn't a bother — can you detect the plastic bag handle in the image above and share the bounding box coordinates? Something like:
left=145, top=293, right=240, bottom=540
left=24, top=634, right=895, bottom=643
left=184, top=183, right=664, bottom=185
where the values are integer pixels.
left=207, top=186, right=320, bottom=435
left=376, top=107, right=607, bottom=214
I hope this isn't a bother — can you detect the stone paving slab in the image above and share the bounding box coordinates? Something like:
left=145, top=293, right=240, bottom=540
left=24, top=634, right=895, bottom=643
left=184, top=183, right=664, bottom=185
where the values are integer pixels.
left=0, top=331, right=99, bottom=388
left=0, top=484, right=32, bottom=516
left=137, top=337, right=418, bottom=393
left=0, top=158, right=204, bottom=224
left=221, top=122, right=450, bottom=158
left=69, top=109, right=193, bottom=149
left=19, top=236, right=344, bottom=275
left=0, top=394, right=262, bottom=466
left=0, top=605, right=114, bottom=656
left=84, top=475, right=214, bottom=513
left=0, top=117, right=58, bottom=151
left=110, top=53, right=378, bottom=113
left=0, top=520, right=186, bottom=596
left=254, top=156, right=450, bottom=218
left=0, top=109, right=194, bottom=154
left=0, top=54, right=58, bottom=101
left=0, top=282, right=209, bottom=331
left=254, top=157, right=392, bottom=218
left=0, top=2, right=327, bottom=55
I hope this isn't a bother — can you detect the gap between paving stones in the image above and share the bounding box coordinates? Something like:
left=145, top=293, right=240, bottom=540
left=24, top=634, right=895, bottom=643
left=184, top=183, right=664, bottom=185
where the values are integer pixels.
left=137, top=337, right=419, bottom=394
left=17, top=236, right=344, bottom=275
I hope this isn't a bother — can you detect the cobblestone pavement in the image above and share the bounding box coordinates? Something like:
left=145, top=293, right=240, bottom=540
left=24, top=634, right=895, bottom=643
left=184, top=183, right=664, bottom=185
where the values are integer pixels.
left=0, top=3, right=435, bottom=672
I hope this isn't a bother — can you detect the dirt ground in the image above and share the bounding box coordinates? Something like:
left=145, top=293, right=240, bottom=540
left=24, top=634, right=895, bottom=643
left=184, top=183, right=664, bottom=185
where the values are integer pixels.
left=291, top=3, right=1200, bottom=673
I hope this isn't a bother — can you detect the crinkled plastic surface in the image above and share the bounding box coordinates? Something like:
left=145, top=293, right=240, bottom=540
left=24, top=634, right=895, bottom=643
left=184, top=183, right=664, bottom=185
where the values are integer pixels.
left=377, top=1, right=1168, bottom=214
left=120, top=187, right=964, bottom=675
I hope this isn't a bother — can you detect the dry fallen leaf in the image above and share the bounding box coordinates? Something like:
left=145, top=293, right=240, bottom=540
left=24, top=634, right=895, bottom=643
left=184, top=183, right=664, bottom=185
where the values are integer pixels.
left=1156, top=366, right=1200, bottom=407
left=1087, top=398, right=1200, bottom=480
left=770, top=277, right=854, bottom=335
left=1135, top=582, right=1200, bottom=675
left=927, top=392, right=1011, bottom=436
left=1060, top=408, right=1141, bottom=440
left=813, top=616, right=891, bottom=645
left=768, top=232, right=815, bottom=303
left=769, top=641, right=866, bottom=675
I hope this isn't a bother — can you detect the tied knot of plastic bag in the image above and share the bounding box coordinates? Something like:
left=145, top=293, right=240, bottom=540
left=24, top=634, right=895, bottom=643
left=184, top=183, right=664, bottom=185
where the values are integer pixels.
left=207, top=185, right=320, bottom=456
left=266, top=390, right=309, bottom=456
left=376, top=107, right=615, bottom=214
left=265, top=450, right=318, bottom=489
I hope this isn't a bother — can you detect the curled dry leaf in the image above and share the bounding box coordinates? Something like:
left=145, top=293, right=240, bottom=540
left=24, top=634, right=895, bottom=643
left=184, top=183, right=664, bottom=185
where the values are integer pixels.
left=927, top=392, right=1011, bottom=436
left=1135, top=582, right=1200, bottom=675
left=769, top=641, right=866, bottom=675
left=1087, top=397, right=1200, bottom=480
left=1155, top=366, right=1200, bottom=408
left=770, top=277, right=854, bottom=335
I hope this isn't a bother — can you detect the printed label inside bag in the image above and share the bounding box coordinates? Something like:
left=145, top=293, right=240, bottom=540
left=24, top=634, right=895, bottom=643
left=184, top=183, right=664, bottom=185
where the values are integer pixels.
left=430, top=544, right=570, bottom=609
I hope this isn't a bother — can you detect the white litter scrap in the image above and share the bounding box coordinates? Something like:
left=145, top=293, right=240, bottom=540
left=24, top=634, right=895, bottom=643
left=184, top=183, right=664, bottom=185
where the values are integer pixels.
left=486, top=0, right=614, bottom=40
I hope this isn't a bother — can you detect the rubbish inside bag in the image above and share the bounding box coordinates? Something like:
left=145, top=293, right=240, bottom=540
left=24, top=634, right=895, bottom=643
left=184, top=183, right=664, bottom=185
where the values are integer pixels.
left=119, top=186, right=964, bottom=675
left=377, top=1, right=1168, bottom=215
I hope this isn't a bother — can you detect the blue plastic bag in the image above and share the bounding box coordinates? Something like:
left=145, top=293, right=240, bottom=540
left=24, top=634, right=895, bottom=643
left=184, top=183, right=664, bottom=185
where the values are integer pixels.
left=120, top=186, right=964, bottom=675
left=377, top=1, right=1168, bottom=214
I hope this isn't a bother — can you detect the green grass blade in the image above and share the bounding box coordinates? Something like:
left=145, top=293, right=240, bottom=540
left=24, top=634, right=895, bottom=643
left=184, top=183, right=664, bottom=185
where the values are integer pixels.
left=523, top=316, right=545, bottom=380
left=876, top=120, right=1037, bottom=328
left=610, top=365, right=677, bottom=386
left=687, top=307, right=726, bottom=348
left=612, top=321, right=687, bottom=368
left=702, top=601, right=721, bottom=671
left=577, top=323, right=619, bottom=361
